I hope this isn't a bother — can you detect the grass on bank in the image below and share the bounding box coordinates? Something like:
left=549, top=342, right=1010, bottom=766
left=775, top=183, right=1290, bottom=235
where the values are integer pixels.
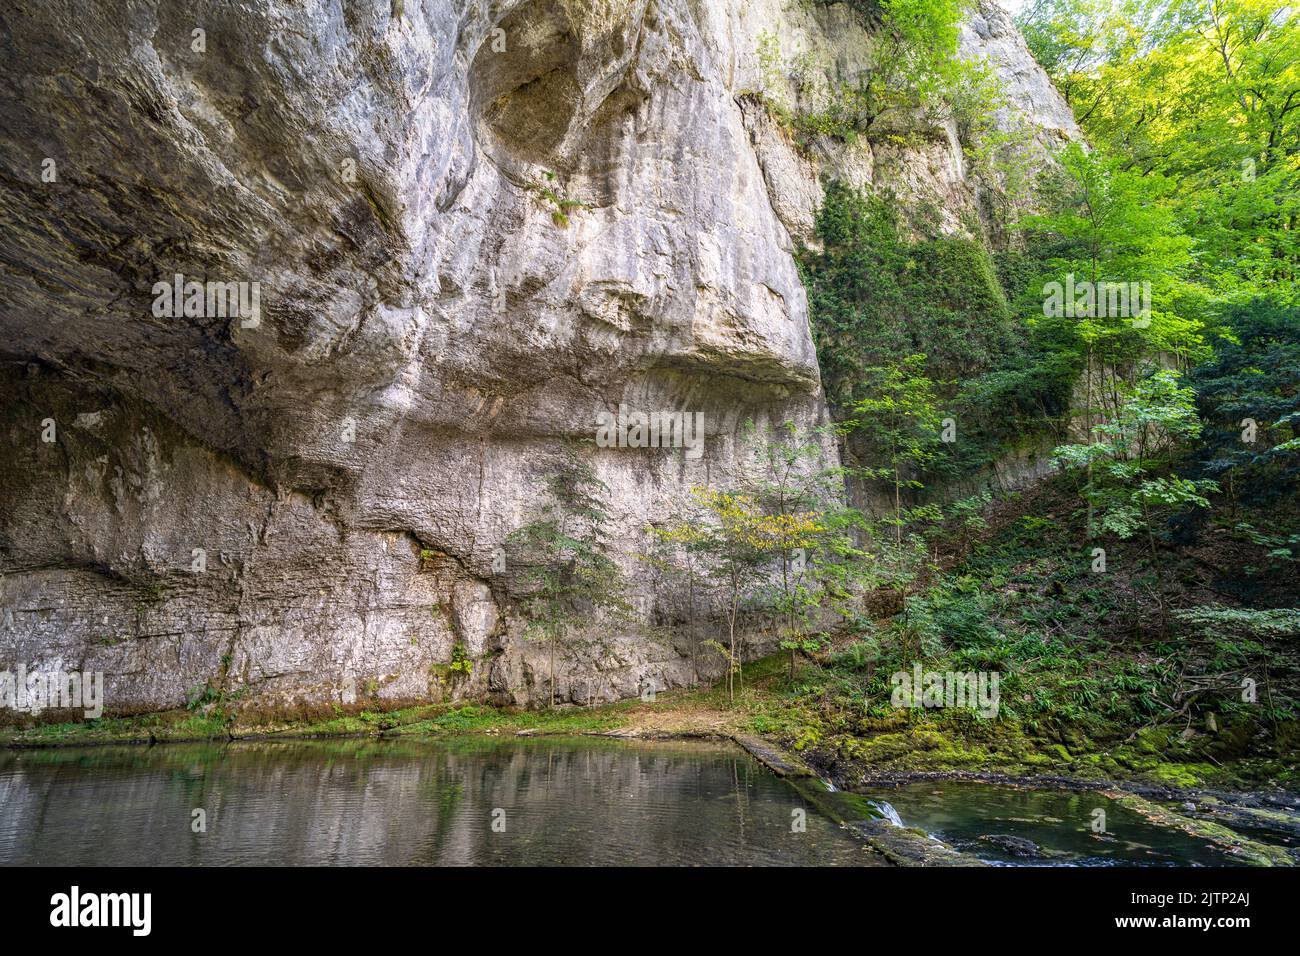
left=2, top=650, right=1293, bottom=792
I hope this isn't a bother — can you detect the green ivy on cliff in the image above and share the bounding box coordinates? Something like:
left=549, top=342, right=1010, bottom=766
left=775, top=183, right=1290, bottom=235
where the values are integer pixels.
left=798, top=181, right=1076, bottom=478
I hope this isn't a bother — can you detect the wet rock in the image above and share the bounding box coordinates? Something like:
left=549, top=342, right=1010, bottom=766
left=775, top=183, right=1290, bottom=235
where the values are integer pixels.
left=852, top=820, right=986, bottom=866
left=978, top=834, right=1044, bottom=858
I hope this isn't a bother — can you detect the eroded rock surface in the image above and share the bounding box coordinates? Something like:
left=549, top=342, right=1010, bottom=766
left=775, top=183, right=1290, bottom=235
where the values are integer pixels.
left=0, top=1, right=1074, bottom=712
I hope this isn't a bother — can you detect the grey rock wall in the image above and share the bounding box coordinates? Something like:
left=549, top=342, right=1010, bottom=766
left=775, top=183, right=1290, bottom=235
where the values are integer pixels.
left=0, top=1, right=1075, bottom=714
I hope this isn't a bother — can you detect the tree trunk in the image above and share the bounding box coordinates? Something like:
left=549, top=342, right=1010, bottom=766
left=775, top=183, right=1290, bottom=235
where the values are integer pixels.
left=783, top=556, right=795, bottom=683
left=549, top=630, right=557, bottom=709
left=1085, top=347, right=1095, bottom=540
left=727, top=579, right=737, bottom=705
left=688, top=570, right=698, bottom=688
left=894, top=473, right=902, bottom=549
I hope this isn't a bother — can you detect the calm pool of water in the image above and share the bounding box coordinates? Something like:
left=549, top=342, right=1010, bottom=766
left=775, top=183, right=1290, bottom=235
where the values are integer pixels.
left=1, top=738, right=1264, bottom=866
left=0, top=737, right=884, bottom=866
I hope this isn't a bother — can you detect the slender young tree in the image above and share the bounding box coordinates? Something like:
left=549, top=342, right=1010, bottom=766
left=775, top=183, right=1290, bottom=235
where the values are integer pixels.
left=639, top=508, right=711, bottom=688
left=689, top=488, right=772, bottom=704
left=739, top=420, right=873, bottom=682
left=509, top=444, right=626, bottom=708
left=850, top=355, right=944, bottom=553
left=1052, top=369, right=1218, bottom=560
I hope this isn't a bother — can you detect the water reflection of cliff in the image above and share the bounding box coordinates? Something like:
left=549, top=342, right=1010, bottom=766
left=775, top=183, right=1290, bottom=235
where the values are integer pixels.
left=0, top=738, right=879, bottom=866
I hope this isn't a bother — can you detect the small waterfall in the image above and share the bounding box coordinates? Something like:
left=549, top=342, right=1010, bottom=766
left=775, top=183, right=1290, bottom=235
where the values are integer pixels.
left=870, top=800, right=904, bottom=827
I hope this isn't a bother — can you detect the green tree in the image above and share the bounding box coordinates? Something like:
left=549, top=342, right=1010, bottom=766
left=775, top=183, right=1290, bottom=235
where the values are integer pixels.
left=1024, top=143, right=1201, bottom=412
left=688, top=487, right=774, bottom=704
left=640, top=507, right=713, bottom=688
left=509, top=445, right=626, bottom=708
left=850, top=355, right=944, bottom=556
left=1052, top=369, right=1218, bottom=553
left=1186, top=297, right=1300, bottom=512
left=1019, top=0, right=1300, bottom=300
left=738, top=420, right=874, bottom=682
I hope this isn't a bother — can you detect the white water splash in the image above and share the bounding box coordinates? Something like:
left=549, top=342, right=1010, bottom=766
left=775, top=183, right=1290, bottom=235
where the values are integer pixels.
left=870, top=800, right=904, bottom=827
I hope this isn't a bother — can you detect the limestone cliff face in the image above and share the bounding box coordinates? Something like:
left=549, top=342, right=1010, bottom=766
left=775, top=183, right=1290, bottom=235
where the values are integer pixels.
left=0, top=0, right=1075, bottom=713
left=739, top=0, right=1079, bottom=242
